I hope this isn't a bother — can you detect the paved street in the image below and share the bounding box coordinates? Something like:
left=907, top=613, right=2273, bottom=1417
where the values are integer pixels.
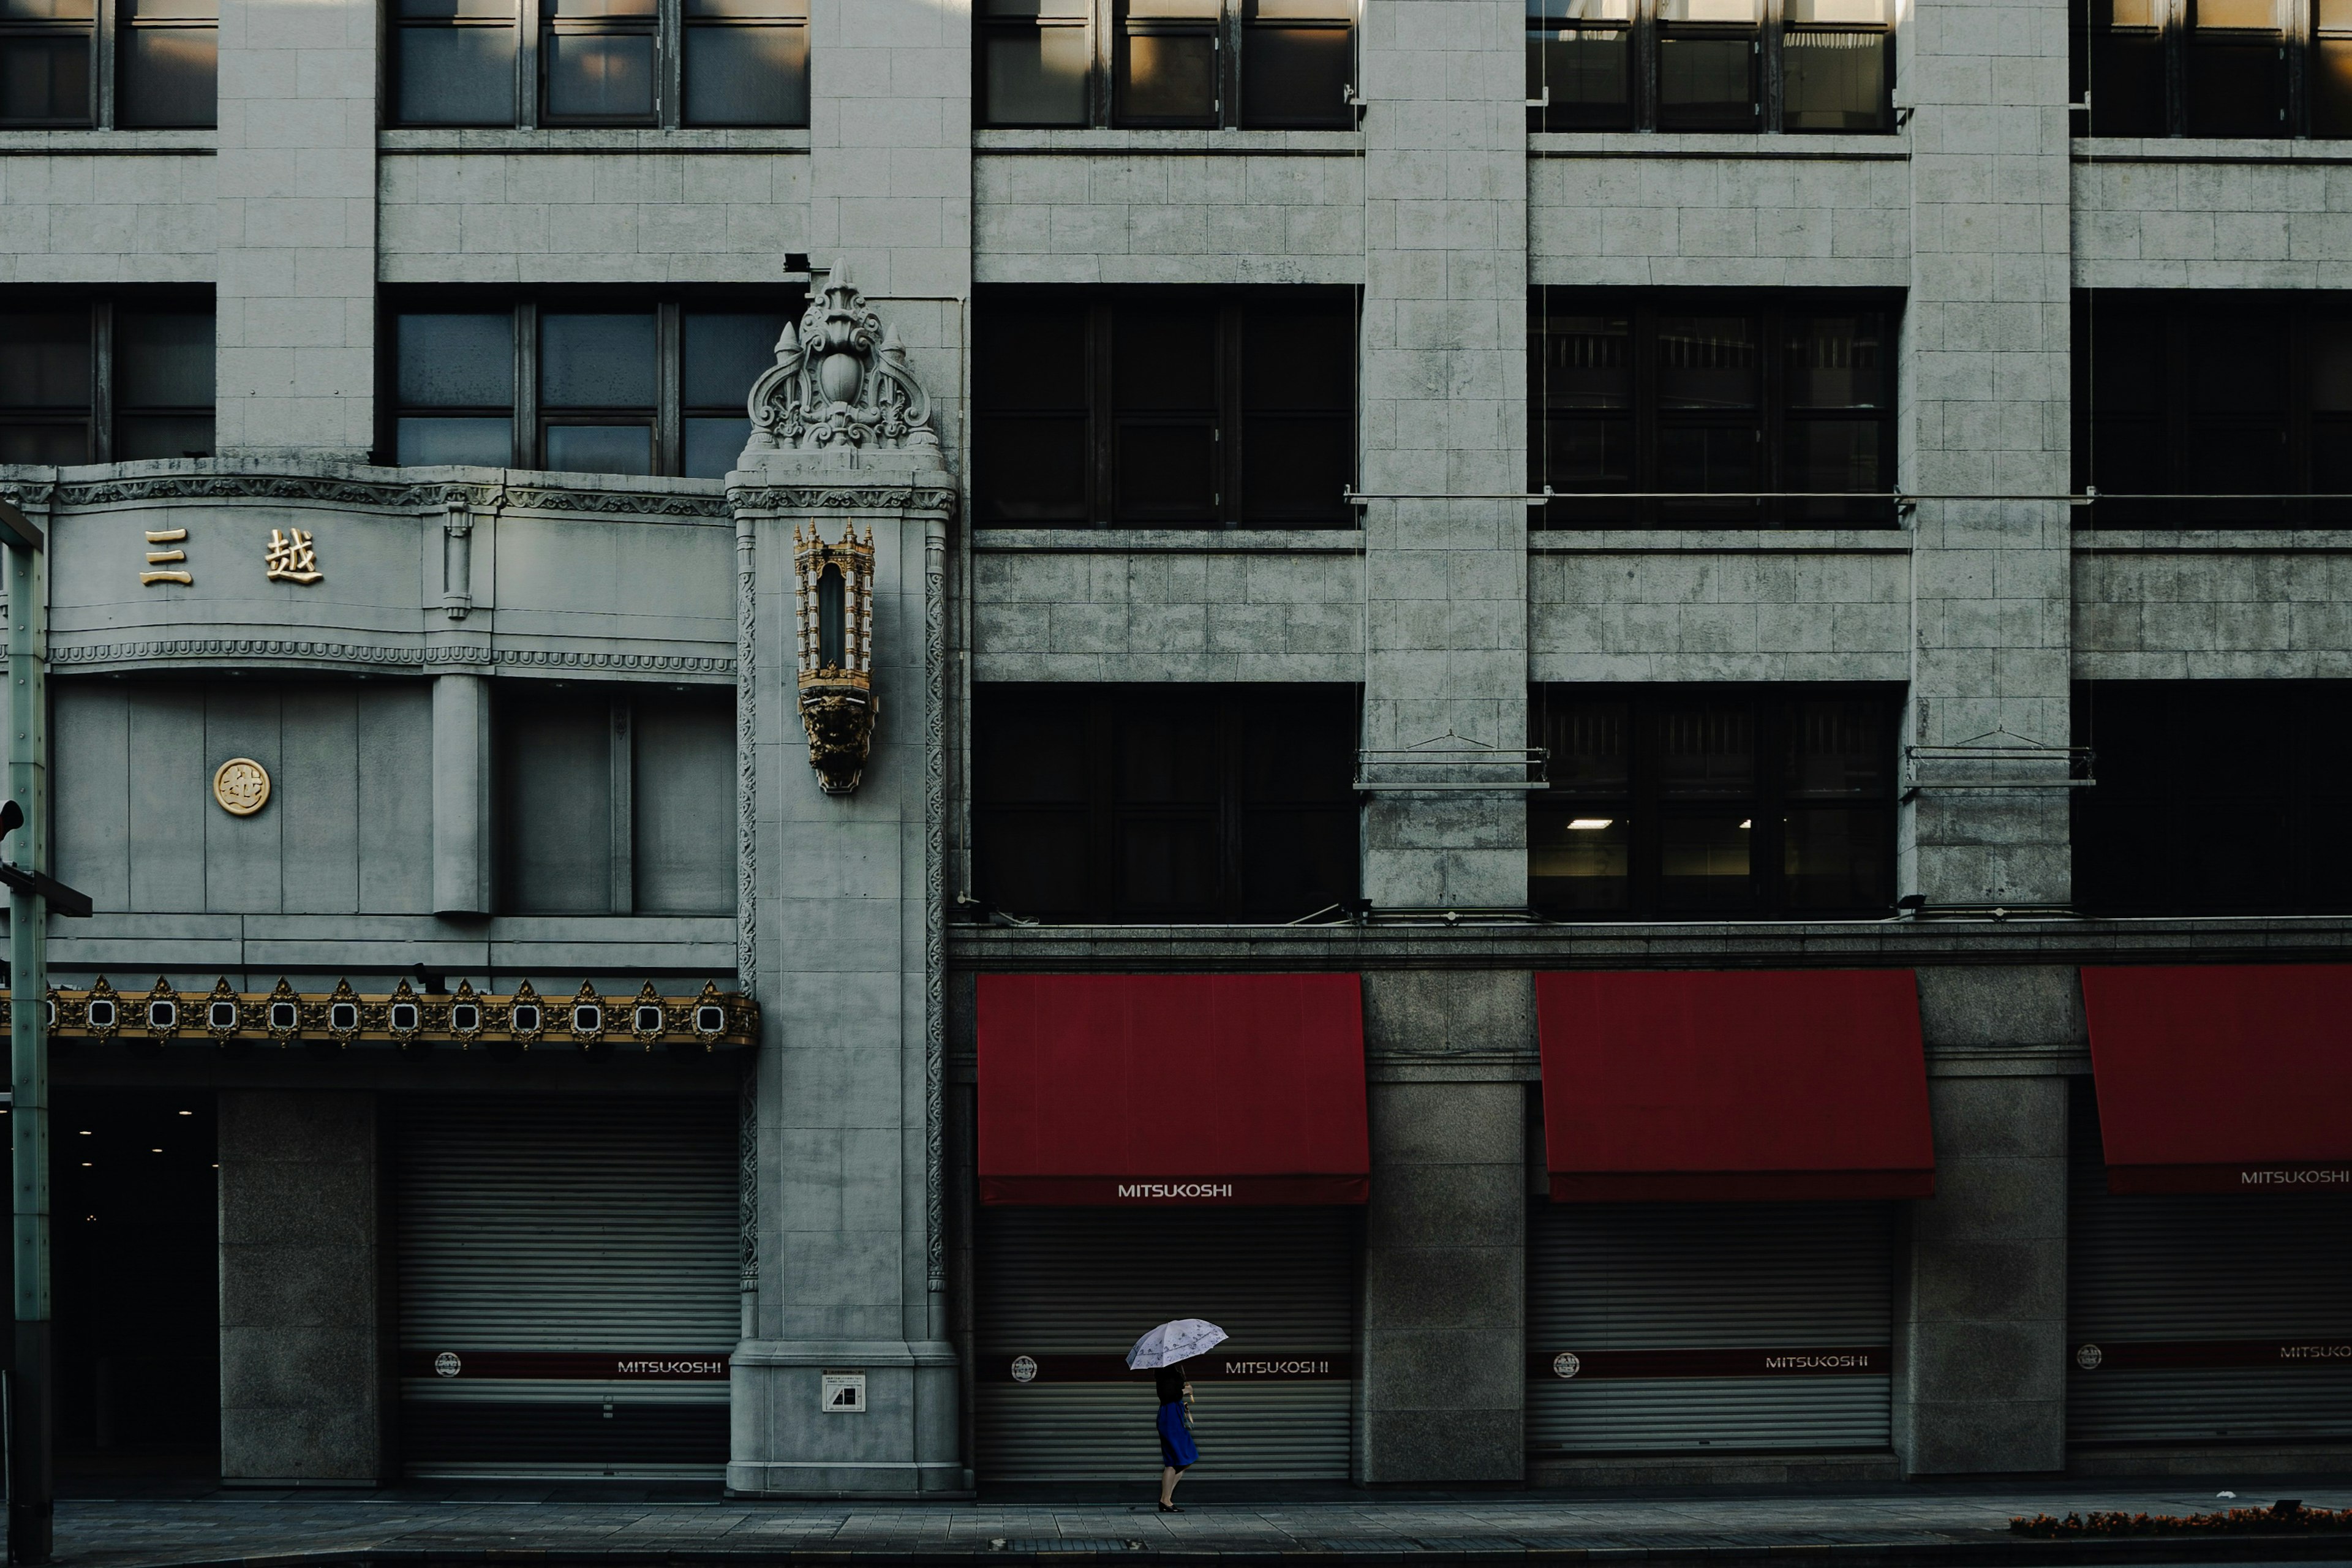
left=43, top=1479, right=2352, bottom=1567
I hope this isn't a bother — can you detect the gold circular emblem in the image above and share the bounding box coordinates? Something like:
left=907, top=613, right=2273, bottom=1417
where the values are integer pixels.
left=213, top=758, right=271, bottom=816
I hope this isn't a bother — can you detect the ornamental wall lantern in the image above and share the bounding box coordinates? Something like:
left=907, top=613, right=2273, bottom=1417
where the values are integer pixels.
left=795, top=521, right=876, bottom=794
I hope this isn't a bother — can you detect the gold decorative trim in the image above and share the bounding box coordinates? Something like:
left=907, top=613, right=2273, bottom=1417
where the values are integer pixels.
left=212, top=758, right=271, bottom=816
left=6, top=977, right=756, bottom=1050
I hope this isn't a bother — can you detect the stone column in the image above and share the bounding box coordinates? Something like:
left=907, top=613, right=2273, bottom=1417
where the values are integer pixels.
left=1897, top=0, right=2078, bottom=908
left=1355, top=973, right=1529, bottom=1483
left=212, top=0, right=377, bottom=458
left=431, top=673, right=492, bottom=916
left=725, top=277, right=961, bottom=1497
left=1894, top=967, right=2076, bottom=1474
left=1357, top=0, right=1530, bottom=911
left=218, top=1091, right=390, bottom=1485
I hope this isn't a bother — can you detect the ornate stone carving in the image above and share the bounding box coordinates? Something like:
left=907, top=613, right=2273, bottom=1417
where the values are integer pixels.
left=42, top=470, right=726, bottom=519
left=735, top=511, right=758, bottom=992
left=47, top=639, right=734, bottom=676
left=743, top=266, right=941, bottom=458
left=922, top=516, right=947, bottom=1293
left=794, top=522, right=877, bottom=794
left=728, top=485, right=956, bottom=514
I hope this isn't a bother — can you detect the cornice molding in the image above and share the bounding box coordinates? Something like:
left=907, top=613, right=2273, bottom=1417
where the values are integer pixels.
left=50, top=638, right=734, bottom=677
left=728, top=484, right=957, bottom=513
left=16, top=471, right=727, bottom=519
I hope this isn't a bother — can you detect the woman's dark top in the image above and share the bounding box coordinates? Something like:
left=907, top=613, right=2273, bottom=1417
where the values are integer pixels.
left=1155, top=1363, right=1187, bottom=1404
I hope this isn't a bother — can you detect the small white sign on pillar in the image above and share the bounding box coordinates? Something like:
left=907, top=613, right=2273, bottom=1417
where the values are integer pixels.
left=820, top=1370, right=867, bottom=1414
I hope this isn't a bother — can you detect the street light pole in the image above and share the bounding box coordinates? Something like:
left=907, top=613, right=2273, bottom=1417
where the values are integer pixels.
left=1, top=499, right=50, bottom=1567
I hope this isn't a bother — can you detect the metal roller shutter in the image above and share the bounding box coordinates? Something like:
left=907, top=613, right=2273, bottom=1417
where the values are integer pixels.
left=1527, top=1200, right=1893, bottom=1455
left=2067, top=1086, right=2352, bottom=1447
left=975, top=1208, right=1355, bottom=1480
left=395, top=1096, right=739, bottom=1479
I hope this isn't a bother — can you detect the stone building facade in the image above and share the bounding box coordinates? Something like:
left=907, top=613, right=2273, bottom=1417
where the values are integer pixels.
left=1, top=0, right=2349, bottom=1496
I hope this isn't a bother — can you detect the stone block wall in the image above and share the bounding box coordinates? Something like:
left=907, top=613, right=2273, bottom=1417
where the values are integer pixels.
left=217, top=1090, right=390, bottom=1484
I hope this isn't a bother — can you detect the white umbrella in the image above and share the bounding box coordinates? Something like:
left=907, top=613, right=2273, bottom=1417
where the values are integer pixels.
left=1126, top=1318, right=1227, bottom=1370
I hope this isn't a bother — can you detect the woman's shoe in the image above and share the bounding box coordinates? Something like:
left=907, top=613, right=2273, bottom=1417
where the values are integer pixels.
left=1158, top=1503, right=1182, bottom=1513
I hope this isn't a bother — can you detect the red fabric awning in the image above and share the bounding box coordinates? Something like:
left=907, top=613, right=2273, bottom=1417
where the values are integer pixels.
left=1536, top=970, right=1935, bottom=1202
left=978, top=973, right=1370, bottom=1205
left=2079, top=965, right=2352, bottom=1194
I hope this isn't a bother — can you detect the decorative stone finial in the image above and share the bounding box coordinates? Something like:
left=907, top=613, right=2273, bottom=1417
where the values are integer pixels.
left=743, top=263, right=939, bottom=457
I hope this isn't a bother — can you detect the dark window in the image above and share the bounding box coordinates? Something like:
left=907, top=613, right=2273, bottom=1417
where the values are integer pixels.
left=973, top=287, right=1356, bottom=528
left=2075, top=682, right=2352, bottom=914
left=971, top=684, right=1359, bottom=922
left=394, top=0, right=517, bottom=124
left=390, top=0, right=807, bottom=127
left=113, top=309, right=214, bottom=459
left=979, top=0, right=1352, bottom=128
left=683, top=0, right=807, bottom=124
left=542, top=309, right=658, bottom=473
left=0, top=0, right=93, bottom=124
left=1531, top=291, right=1897, bottom=528
left=0, top=295, right=213, bottom=465
left=1241, top=0, right=1352, bottom=125
left=978, top=0, right=1091, bottom=124
left=2074, top=292, right=2351, bottom=527
left=386, top=293, right=795, bottom=475
left=1117, top=0, right=1219, bottom=124
left=2070, top=0, right=2344, bottom=134
left=1531, top=0, right=1887, bottom=132
left=1531, top=685, right=1899, bottom=918
left=543, top=0, right=656, bottom=121
left=497, top=685, right=734, bottom=914
left=117, top=0, right=214, bottom=125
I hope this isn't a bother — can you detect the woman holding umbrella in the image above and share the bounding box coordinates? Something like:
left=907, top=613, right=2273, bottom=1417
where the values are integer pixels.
left=1127, top=1317, right=1226, bottom=1513
left=1153, top=1358, right=1197, bottom=1510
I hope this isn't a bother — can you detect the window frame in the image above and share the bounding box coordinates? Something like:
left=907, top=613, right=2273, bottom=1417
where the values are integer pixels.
left=0, top=288, right=216, bottom=466
left=969, top=682, right=1363, bottom=924
left=2072, top=290, right=2352, bottom=528
left=0, top=0, right=99, bottom=127
left=1528, top=0, right=1893, bottom=134
left=1529, top=288, right=1902, bottom=530
left=380, top=287, right=803, bottom=477
left=386, top=0, right=809, bottom=127
left=971, top=285, right=1360, bottom=530
left=975, top=0, right=1357, bottom=129
left=1529, top=682, right=1904, bottom=921
left=115, top=0, right=216, bottom=127
left=2070, top=0, right=2343, bottom=135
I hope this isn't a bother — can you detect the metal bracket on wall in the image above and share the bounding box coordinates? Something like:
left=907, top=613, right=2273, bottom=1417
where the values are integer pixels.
left=1901, top=728, right=2094, bottom=804
left=1355, top=733, right=1550, bottom=793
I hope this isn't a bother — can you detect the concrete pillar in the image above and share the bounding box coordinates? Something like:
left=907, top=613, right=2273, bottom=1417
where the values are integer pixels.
left=218, top=1090, right=390, bottom=1485
left=1894, top=967, right=2076, bottom=1475
left=1896, top=0, right=2077, bottom=908
left=1356, top=0, right=1529, bottom=911
left=432, top=673, right=492, bottom=916
left=726, top=314, right=959, bottom=1493
left=1355, top=973, right=1528, bottom=1483
left=212, top=0, right=376, bottom=456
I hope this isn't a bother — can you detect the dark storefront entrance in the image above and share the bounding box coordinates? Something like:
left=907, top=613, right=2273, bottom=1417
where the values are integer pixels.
left=51, top=1089, right=220, bottom=1479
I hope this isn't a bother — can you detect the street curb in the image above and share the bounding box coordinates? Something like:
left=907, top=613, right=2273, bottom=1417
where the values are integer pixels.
left=104, top=1530, right=2352, bottom=1568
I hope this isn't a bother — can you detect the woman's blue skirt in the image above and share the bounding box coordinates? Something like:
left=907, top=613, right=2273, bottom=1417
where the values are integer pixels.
left=1156, top=1400, right=1199, bottom=1468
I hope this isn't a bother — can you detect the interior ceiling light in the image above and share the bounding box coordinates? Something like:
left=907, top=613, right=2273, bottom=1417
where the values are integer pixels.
left=1567, top=818, right=1613, bottom=830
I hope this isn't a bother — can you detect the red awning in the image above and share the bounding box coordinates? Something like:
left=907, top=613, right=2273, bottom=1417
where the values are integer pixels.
left=2079, top=965, right=2352, bottom=1194
left=978, top=973, right=1369, bottom=1205
left=1536, top=970, right=1935, bottom=1202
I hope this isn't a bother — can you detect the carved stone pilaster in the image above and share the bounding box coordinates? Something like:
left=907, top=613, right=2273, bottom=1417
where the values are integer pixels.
left=922, top=514, right=947, bottom=1294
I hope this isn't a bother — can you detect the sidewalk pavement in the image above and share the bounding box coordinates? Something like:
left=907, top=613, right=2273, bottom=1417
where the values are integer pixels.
left=42, top=1479, right=2352, bottom=1568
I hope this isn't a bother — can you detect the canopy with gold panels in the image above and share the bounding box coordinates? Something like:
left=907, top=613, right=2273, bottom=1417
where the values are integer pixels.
left=2, top=976, right=758, bottom=1052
